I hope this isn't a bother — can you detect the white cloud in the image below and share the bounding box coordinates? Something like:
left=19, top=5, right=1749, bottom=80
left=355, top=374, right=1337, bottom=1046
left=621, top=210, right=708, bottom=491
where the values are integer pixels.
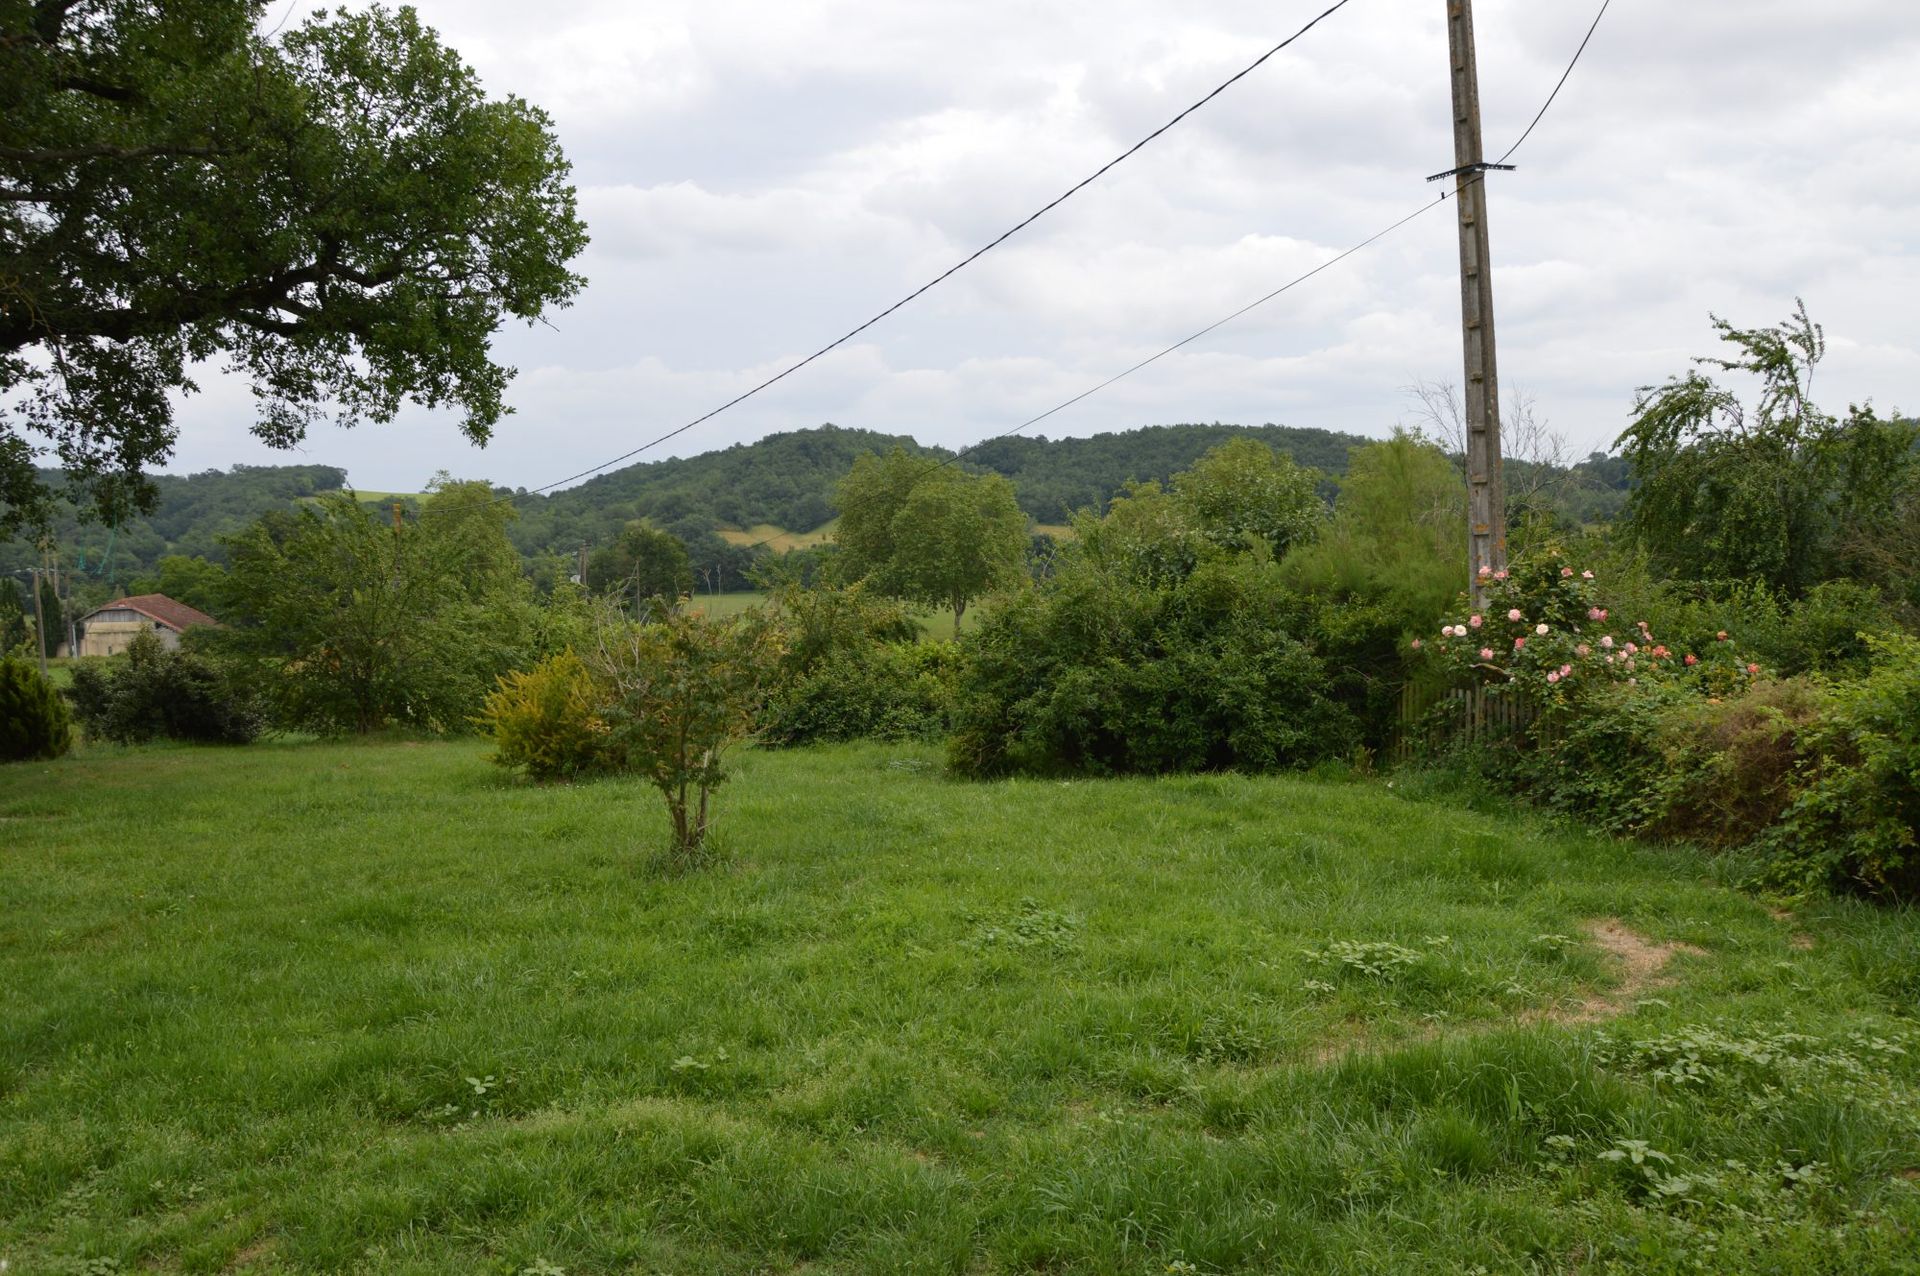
left=166, top=0, right=1920, bottom=494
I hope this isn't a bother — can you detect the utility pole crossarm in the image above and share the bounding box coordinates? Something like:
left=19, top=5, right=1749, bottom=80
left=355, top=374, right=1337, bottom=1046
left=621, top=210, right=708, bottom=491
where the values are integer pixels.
left=1445, top=0, right=1509, bottom=609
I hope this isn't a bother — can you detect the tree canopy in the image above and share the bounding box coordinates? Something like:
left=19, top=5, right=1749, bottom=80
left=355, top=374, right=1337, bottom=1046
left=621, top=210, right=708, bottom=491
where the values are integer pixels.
left=1616, top=302, right=1916, bottom=598
left=1, top=1, right=587, bottom=535
left=833, top=448, right=1028, bottom=633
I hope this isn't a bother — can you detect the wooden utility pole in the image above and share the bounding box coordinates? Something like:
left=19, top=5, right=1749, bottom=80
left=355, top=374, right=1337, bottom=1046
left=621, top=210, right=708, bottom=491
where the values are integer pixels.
left=28, top=566, right=48, bottom=677
left=1442, top=0, right=1508, bottom=608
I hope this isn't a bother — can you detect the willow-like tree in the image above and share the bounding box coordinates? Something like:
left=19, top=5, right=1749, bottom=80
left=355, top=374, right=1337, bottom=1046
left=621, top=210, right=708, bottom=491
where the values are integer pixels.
left=1616, top=302, right=1916, bottom=597
left=1, top=1, right=588, bottom=535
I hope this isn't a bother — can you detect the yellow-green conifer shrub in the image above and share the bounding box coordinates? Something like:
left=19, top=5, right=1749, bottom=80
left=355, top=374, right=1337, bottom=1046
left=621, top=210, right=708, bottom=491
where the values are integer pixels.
left=0, top=653, right=73, bottom=762
left=477, top=650, right=615, bottom=780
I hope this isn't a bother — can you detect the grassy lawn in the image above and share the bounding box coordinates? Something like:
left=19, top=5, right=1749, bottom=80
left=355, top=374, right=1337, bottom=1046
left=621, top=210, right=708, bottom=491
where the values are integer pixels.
left=3, top=741, right=1918, bottom=1274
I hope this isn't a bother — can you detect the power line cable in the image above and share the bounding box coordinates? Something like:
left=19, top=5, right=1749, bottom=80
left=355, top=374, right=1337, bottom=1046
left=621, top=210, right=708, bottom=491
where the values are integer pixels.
left=263, top=0, right=299, bottom=38
left=726, top=195, right=1451, bottom=561
left=486, top=0, right=1361, bottom=504
left=1493, top=0, right=1610, bottom=165
left=726, top=0, right=1611, bottom=562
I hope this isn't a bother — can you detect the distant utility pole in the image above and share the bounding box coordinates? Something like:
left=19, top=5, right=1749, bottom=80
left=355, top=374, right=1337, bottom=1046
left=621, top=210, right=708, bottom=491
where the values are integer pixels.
left=577, top=541, right=590, bottom=587
left=28, top=566, right=48, bottom=676
left=1438, top=0, right=1509, bottom=608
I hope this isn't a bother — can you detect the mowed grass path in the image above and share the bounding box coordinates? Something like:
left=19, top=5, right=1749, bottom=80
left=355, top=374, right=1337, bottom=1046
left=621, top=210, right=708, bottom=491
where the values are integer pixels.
left=3, top=741, right=1918, bottom=1274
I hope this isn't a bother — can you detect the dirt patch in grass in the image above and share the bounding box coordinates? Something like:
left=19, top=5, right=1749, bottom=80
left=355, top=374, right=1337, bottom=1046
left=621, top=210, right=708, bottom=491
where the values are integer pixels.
left=1315, top=918, right=1710, bottom=1062
left=1527, top=918, right=1707, bottom=1027
left=222, top=1239, right=275, bottom=1272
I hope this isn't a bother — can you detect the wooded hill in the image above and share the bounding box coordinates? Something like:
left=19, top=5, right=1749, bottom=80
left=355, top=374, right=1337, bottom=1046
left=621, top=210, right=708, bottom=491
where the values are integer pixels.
left=3, top=422, right=1633, bottom=593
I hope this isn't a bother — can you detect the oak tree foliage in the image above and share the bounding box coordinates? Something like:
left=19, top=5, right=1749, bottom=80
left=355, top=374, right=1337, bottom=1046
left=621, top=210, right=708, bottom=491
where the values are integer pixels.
left=1, top=0, right=587, bottom=534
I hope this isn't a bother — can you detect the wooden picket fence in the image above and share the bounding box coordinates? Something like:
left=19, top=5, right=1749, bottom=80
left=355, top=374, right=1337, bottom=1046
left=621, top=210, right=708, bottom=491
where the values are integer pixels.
left=1389, top=679, right=1542, bottom=766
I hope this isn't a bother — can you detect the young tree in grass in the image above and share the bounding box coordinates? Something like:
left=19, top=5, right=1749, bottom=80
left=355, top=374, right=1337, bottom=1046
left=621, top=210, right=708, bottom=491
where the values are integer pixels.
left=585, top=520, right=693, bottom=616
left=887, top=472, right=1028, bottom=634
left=834, top=449, right=1027, bottom=633
left=588, top=607, right=782, bottom=864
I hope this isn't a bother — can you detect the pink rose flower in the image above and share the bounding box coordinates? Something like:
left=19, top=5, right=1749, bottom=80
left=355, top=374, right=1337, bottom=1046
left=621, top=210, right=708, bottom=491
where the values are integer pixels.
left=1716, top=630, right=1728, bottom=642
left=1493, top=570, right=1509, bottom=580
left=1411, top=638, right=1423, bottom=650
left=1508, top=609, right=1523, bottom=622
left=1683, top=652, right=1697, bottom=666
left=1624, top=642, right=1638, bottom=655
left=1469, top=614, right=1483, bottom=628
left=1514, top=637, right=1526, bottom=650
left=1535, top=623, right=1549, bottom=636
left=1478, top=565, right=1492, bottom=577
left=1588, top=607, right=1604, bottom=621
left=1560, top=567, right=1574, bottom=578
left=1600, top=636, right=1615, bottom=649
left=1575, top=644, right=1591, bottom=657
left=1559, top=664, right=1572, bottom=677
left=1479, top=647, right=1494, bottom=661
left=1581, top=570, right=1594, bottom=580
left=1747, top=663, right=1760, bottom=675
left=1546, top=671, right=1560, bottom=683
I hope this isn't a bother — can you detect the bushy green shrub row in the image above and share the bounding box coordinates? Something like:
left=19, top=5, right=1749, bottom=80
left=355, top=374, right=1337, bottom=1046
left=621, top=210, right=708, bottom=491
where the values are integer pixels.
left=1421, top=551, right=1920, bottom=898
left=67, top=631, right=268, bottom=745
left=950, top=552, right=1356, bottom=778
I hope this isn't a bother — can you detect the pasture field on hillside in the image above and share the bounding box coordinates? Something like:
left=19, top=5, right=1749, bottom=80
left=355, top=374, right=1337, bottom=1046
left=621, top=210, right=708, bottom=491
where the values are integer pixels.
left=715, top=522, right=837, bottom=553
left=688, top=591, right=960, bottom=640
left=3, top=741, right=1918, bottom=1274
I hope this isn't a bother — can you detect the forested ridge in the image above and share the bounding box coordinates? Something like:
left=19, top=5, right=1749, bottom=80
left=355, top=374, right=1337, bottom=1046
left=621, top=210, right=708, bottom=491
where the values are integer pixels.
left=3, top=421, right=1635, bottom=594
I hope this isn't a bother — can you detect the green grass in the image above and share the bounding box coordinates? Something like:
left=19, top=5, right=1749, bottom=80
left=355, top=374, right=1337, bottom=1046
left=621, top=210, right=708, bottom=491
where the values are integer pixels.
left=3, top=740, right=1918, bottom=1274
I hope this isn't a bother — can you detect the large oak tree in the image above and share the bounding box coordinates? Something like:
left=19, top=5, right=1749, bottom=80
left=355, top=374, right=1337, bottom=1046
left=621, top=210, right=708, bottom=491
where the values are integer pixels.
left=1, top=1, right=587, bottom=534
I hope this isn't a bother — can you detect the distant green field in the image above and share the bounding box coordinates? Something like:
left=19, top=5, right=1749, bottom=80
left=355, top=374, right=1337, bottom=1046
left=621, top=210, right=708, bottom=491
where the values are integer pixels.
left=688, top=590, right=958, bottom=640
left=715, top=521, right=837, bottom=552
left=3, top=739, right=1917, bottom=1272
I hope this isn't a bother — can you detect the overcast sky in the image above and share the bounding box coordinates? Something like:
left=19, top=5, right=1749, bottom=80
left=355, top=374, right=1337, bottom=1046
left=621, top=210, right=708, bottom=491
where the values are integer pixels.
left=170, top=0, right=1920, bottom=493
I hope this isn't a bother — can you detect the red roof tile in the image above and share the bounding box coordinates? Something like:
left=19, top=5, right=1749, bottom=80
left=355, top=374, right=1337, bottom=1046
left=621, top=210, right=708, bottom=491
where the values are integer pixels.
left=92, top=594, right=220, bottom=631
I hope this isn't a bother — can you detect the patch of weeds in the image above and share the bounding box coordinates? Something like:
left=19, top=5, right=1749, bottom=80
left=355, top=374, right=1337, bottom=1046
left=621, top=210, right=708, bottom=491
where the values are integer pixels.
left=56, top=1259, right=123, bottom=1276
left=1530, top=932, right=1577, bottom=956
left=1187, top=1014, right=1269, bottom=1064
left=670, top=1046, right=730, bottom=1073
left=414, top=1069, right=516, bottom=1127
left=966, top=898, right=1082, bottom=955
left=1302, top=939, right=1423, bottom=982
left=1595, top=1023, right=1917, bottom=1111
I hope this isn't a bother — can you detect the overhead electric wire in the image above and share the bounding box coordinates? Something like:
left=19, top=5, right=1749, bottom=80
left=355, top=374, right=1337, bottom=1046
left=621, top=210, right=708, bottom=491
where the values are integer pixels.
left=486, top=0, right=1360, bottom=504
left=1492, top=0, right=1611, bottom=166
left=726, top=196, right=1451, bottom=558
left=726, top=0, right=1613, bottom=559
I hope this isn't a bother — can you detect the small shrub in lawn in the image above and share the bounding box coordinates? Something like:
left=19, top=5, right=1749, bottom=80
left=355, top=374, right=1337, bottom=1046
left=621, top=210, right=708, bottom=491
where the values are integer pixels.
left=761, top=640, right=958, bottom=745
left=65, top=630, right=267, bottom=745
left=477, top=649, right=617, bottom=780
left=0, top=651, right=72, bottom=761
left=588, top=606, right=783, bottom=864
